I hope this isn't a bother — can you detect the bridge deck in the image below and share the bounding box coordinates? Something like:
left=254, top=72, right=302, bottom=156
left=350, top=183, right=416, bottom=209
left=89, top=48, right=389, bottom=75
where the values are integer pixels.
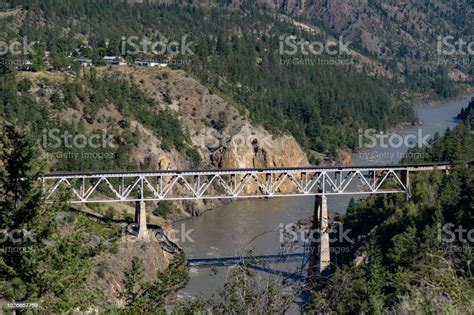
left=41, top=161, right=472, bottom=203
left=43, top=161, right=466, bottom=178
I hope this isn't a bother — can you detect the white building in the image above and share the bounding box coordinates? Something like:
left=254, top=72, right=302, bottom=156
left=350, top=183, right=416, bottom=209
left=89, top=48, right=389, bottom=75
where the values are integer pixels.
left=75, top=57, right=92, bottom=67
left=134, top=60, right=168, bottom=68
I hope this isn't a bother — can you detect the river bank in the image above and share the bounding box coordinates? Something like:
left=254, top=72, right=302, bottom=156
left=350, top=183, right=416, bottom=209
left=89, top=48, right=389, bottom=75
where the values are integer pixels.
left=175, top=92, right=474, bottom=307
left=404, top=86, right=474, bottom=108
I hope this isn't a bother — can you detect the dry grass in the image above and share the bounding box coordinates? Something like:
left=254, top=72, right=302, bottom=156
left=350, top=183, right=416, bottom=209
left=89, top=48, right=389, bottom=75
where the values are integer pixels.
left=0, top=8, right=22, bottom=19
left=17, top=70, right=75, bottom=83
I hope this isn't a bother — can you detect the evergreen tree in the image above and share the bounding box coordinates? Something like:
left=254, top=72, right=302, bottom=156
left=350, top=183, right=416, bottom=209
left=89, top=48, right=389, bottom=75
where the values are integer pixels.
left=0, top=123, right=98, bottom=311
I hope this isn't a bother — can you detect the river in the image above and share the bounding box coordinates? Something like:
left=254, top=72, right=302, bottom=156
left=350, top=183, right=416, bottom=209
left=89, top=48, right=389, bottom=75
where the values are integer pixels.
left=176, top=93, right=473, bottom=306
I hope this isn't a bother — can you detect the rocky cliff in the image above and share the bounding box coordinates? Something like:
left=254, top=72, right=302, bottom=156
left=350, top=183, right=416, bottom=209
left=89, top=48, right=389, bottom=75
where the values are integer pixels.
left=21, top=67, right=308, bottom=218
left=119, top=67, right=309, bottom=205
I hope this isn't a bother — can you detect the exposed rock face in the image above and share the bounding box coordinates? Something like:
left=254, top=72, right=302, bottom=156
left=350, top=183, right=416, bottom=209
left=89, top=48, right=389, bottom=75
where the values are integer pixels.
left=108, top=68, right=308, bottom=215
left=210, top=124, right=308, bottom=194
left=210, top=124, right=306, bottom=169
left=334, top=149, right=352, bottom=166
left=118, top=68, right=308, bottom=166
left=25, top=67, right=308, bottom=217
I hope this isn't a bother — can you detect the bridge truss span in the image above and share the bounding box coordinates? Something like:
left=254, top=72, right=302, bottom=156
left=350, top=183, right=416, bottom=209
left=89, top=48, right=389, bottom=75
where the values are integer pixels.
left=42, top=163, right=450, bottom=203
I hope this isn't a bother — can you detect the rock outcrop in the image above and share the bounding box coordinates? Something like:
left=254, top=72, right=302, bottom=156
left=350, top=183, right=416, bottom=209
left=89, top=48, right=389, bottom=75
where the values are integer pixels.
left=25, top=67, right=309, bottom=218
left=118, top=68, right=309, bottom=207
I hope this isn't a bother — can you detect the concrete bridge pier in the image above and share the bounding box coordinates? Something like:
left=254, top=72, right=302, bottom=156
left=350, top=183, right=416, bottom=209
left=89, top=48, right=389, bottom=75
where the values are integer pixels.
left=308, top=194, right=331, bottom=282
left=135, top=200, right=148, bottom=239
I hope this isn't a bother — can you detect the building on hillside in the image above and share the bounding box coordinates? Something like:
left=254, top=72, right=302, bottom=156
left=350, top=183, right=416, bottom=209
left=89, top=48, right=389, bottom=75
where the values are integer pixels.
left=75, top=57, right=92, bottom=67
left=15, top=60, right=33, bottom=71
left=103, top=56, right=127, bottom=66
left=134, top=60, right=168, bottom=68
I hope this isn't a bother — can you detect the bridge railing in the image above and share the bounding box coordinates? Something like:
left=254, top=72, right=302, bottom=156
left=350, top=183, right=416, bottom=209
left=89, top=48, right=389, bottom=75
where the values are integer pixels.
left=41, top=163, right=453, bottom=203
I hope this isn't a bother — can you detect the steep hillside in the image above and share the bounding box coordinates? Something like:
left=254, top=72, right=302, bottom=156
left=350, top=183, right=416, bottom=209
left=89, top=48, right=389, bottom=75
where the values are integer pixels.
left=6, top=67, right=308, bottom=218
left=312, top=99, right=474, bottom=313
left=0, top=123, right=187, bottom=311
left=252, top=0, right=473, bottom=96
left=165, top=0, right=473, bottom=95
left=0, top=0, right=415, bottom=156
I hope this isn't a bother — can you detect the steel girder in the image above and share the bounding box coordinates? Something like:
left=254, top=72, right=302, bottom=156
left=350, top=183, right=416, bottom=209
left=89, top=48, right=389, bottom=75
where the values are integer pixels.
left=40, top=165, right=449, bottom=203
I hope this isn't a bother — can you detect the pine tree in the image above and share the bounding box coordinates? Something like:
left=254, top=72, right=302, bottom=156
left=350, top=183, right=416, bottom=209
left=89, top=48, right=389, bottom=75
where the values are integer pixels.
left=118, top=254, right=189, bottom=313
left=0, top=122, right=52, bottom=301
left=0, top=123, right=98, bottom=311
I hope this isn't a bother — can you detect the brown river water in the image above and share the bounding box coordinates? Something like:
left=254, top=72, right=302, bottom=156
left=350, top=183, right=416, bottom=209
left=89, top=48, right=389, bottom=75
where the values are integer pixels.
left=175, top=93, right=474, bottom=310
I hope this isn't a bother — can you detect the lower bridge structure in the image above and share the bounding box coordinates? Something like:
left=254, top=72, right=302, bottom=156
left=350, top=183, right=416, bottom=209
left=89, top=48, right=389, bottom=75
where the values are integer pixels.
left=42, top=162, right=458, bottom=279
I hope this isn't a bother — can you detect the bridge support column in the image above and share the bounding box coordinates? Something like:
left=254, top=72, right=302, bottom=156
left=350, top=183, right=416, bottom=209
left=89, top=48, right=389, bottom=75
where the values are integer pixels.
left=135, top=200, right=148, bottom=239
left=401, top=170, right=410, bottom=201
left=308, top=195, right=330, bottom=282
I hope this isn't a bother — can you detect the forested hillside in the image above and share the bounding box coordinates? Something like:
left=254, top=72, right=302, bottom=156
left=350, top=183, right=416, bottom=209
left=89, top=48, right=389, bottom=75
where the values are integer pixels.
left=0, top=122, right=190, bottom=311
left=1, top=1, right=473, bottom=313
left=1, top=0, right=416, bottom=156
left=313, top=99, right=474, bottom=313
left=253, top=0, right=473, bottom=97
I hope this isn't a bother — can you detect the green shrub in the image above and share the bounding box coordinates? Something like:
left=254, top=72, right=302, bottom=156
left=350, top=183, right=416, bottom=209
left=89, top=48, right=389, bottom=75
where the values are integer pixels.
left=153, top=201, right=175, bottom=218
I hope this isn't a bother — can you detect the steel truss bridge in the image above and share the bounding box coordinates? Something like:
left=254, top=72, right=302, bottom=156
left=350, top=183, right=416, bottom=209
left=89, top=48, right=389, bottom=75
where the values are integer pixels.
left=42, top=162, right=452, bottom=203
left=41, top=161, right=466, bottom=278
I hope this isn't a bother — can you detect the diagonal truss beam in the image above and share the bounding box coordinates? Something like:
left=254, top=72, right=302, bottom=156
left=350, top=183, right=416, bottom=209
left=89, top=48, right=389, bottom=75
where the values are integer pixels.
left=40, top=163, right=454, bottom=204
